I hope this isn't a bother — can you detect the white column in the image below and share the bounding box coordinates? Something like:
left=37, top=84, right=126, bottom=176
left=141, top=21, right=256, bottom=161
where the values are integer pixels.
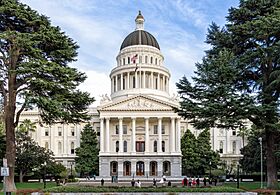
left=143, top=71, right=146, bottom=88
left=63, top=124, right=67, bottom=155
left=170, top=117, right=175, bottom=153
left=115, top=75, right=118, bottom=92
left=120, top=73, right=123, bottom=90
left=163, top=76, right=166, bottom=91
left=106, top=117, right=110, bottom=153
left=127, top=72, right=130, bottom=89
left=100, top=118, right=104, bottom=153
left=111, top=78, right=113, bottom=93
left=151, top=72, right=154, bottom=89
left=119, top=117, right=123, bottom=153
left=135, top=72, right=138, bottom=88
left=157, top=73, right=160, bottom=90
left=131, top=117, right=136, bottom=153
left=226, top=128, right=230, bottom=153
left=145, top=117, right=149, bottom=153
left=158, top=117, right=162, bottom=153
left=49, top=126, right=54, bottom=151
left=176, top=117, right=181, bottom=152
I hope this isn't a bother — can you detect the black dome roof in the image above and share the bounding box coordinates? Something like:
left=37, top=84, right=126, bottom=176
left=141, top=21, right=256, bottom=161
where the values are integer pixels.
left=120, top=30, right=160, bottom=50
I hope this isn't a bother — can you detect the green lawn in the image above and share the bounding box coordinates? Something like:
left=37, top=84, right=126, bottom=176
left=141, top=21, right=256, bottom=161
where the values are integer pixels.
left=224, top=182, right=280, bottom=190
left=0, top=182, right=56, bottom=195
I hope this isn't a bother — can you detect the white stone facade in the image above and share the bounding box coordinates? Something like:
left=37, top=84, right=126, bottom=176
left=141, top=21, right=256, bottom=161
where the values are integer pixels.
left=18, top=12, right=246, bottom=174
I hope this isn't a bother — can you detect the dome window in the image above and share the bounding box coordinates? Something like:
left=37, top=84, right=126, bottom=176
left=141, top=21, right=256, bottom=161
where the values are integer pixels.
left=150, top=57, right=153, bottom=64
left=123, top=58, right=125, bottom=65
left=145, top=56, right=148, bottom=63
left=128, top=57, right=130, bottom=64
left=155, top=58, right=157, bottom=65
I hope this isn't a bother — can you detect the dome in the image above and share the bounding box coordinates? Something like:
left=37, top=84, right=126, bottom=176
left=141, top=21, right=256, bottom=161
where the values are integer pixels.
left=120, top=30, right=160, bottom=50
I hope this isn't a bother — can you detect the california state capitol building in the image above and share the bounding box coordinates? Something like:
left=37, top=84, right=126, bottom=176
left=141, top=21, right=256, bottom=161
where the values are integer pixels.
left=19, top=11, right=246, bottom=178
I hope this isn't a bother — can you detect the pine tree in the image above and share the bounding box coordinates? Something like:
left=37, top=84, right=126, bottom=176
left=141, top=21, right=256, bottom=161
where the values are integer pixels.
left=177, top=0, right=280, bottom=188
left=75, top=124, right=99, bottom=177
left=0, top=0, right=94, bottom=190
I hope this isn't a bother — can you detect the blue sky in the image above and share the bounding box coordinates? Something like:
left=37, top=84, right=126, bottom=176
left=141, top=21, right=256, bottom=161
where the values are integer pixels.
left=21, top=0, right=239, bottom=105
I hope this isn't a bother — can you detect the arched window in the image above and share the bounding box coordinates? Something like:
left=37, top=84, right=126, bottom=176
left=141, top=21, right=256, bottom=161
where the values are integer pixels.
left=116, top=141, right=119, bottom=152
left=154, top=140, right=157, bottom=152
left=58, top=142, right=62, bottom=154
left=150, top=57, right=153, bottom=64
left=123, top=161, right=131, bottom=176
left=219, top=141, right=223, bottom=153
left=123, top=58, right=125, bottom=65
left=71, top=142, right=75, bottom=154
left=155, top=58, right=158, bottom=65
left=124, top=141, right=127, bottom=152
left=115, top=125, right=119, bottom=134
left=139, top=55, right=142, bottom=63
left=145, top=56, right=148, bottom=63
left=162, top=141, right=165, bottom=152
left=128, top=57, right=130, bottom=64
left=232, top=141, right=236, bottom=154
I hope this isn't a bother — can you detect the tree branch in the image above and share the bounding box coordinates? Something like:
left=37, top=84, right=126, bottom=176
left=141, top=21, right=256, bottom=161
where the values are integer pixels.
left=14, top=101, right=27, bottom=128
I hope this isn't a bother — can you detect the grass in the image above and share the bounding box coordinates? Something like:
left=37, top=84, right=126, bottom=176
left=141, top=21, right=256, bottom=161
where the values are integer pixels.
left=0, top=182, right=56, bottom=195
left=224, top=182, right=280, bottom=191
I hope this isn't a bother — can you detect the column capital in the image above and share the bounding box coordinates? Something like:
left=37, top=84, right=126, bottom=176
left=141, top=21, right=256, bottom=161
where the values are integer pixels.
left=131, top=117, right=136, bottom=120
left=144, top=117, right=149, bottom=120
left=105, top=117, right=110, bottom=120
left=118, top=117, right=123, bottom=120
left=157, top=117, right=162, bottom=120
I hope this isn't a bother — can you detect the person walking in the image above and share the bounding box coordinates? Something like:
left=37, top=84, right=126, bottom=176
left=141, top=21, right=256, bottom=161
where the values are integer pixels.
left=196, top=178, right=200, bottom=187
left=203, top=177, right=207, bottom=186
left=101, top=178, right=104, bottom=186
left=183, top=177, right=188, bottom=186
left=131, top=179, right=135, bottom=187
left=153, top=178, right=157, bottom=187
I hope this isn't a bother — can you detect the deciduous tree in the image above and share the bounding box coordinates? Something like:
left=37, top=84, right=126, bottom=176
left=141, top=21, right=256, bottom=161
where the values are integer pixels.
left=0, top=0, right=94, bottom=190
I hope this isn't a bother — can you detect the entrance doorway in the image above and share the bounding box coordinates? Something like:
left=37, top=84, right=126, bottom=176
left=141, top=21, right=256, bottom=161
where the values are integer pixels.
left=123, top=161, right=131, bottom=176
left=136, top=161, right=145, bottom=176
left=150, top=161, right=157, bottom=176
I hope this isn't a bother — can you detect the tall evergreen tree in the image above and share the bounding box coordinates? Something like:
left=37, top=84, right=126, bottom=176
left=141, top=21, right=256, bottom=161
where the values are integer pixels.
left=177, top=0, right=280, bottom=188
left=0, top=0, right=94, bottom=190
left=75, top=124, right=99, bottom=177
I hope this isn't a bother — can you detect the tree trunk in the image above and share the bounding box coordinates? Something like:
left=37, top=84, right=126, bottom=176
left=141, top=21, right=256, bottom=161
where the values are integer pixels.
left=4, top=49, right=18, bottom=192
left=265, top=130, right=278, bottom=189
left=5, top=106, right=16, bottom=191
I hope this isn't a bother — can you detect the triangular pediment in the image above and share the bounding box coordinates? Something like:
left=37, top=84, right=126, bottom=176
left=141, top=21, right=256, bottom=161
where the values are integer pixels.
left=98, top=95, right=178, bottom=111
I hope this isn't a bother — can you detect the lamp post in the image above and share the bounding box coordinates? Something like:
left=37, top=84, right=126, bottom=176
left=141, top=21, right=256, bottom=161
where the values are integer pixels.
left=237, top=163, right=240, bottom=189
left=43, top=161, right=47, bottom=189
left=209, top=161, right=212, bottom=179
left=70, top=162, right=74, bottom=177
left=258, top=137, right=263, bottom=189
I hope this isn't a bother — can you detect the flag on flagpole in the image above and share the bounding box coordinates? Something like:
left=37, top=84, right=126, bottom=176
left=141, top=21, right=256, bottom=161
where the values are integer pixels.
left=132, top=54, right=138, bottom=63
left=132, top=54, right=138, bottom=72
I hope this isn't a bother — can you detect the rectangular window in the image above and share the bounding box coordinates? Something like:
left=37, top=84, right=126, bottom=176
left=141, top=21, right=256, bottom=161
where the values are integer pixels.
left=232, top=130, right=236, bottom=136
left=153, top=125, right=158, bottom=134
left=136, top=141, right=145, bottom=152
left=58, top=127, right=62, bottom=136
left=162, top=125, right=165, bottom=134
left=115, top=125, right=119, bottom=134
left=45, top=128, right=49, bottom=136
left=71, top=149, right=75, bottom=154
left=123, top=125, right=127, bottom=134
left=71, top=127, right=75, bottom=136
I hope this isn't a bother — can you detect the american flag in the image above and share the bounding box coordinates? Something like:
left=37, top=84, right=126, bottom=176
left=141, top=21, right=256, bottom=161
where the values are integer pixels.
left=131, top=54, right=138, bottom=64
